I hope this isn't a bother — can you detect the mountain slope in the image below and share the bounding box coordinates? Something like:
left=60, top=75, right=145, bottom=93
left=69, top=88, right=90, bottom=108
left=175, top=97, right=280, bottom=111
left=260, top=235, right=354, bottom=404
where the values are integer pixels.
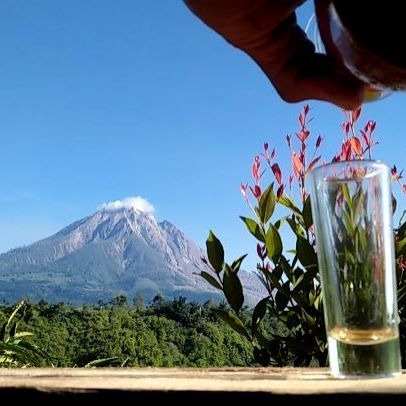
left=0, top=207, right=265, bottom=305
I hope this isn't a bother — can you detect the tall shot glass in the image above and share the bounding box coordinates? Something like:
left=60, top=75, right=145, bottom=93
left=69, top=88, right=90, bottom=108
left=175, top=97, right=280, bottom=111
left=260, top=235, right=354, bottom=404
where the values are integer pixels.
left=308, top=160, right=401, bottom=378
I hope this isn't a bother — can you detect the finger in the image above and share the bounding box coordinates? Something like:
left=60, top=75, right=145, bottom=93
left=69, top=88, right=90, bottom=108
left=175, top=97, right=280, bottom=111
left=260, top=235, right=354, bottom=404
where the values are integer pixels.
left=275, top=51, right=365, bottom=110
left=289, top=54, right=365, bottom=110
left=184, top=0, right=364, bottom=109
left=249, top=16, right=364, bottom=109
left=184, top=0, right=307, bottom=44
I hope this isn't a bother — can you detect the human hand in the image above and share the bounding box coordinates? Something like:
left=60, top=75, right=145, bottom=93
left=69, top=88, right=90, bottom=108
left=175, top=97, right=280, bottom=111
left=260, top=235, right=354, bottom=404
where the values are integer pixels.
left=184, top=0, right=364, bottom=110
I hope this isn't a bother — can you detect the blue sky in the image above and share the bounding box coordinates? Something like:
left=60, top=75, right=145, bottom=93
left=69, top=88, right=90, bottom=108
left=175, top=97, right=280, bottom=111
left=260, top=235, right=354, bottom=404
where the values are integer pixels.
left=0, top=1, right=405, bottom=270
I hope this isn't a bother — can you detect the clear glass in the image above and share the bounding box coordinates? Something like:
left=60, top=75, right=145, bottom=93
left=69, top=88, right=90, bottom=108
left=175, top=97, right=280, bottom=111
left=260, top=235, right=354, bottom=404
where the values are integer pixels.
left=308, top=160, right=401, bottom=378
left=305, top=12, right=391, bottom=103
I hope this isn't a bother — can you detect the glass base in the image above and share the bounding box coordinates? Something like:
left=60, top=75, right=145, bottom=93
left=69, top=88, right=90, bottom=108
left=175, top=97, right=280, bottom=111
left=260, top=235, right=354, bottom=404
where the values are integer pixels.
left=328, top=335, right=401, bottom=379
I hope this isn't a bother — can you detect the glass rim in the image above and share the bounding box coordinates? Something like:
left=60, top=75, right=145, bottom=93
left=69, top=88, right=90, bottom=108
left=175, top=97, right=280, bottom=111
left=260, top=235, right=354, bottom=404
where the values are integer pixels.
left=307, top=159, right=390, bottom=181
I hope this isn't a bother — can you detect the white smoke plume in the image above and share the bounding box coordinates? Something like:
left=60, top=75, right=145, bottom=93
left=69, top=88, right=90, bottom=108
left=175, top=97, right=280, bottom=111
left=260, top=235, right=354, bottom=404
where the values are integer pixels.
left=100, top=196, right=155, bottom=215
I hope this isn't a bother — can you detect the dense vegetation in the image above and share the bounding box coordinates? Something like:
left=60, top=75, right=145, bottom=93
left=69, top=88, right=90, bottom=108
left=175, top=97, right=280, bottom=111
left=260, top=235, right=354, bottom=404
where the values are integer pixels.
left=0, top=296, right=261, bottom=367
left=199, top=106, right=406, bottom=368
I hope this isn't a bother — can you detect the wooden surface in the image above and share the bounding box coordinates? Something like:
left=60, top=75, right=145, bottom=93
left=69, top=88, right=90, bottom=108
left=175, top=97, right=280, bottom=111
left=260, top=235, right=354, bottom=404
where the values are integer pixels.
left=0, top=368, right=405, bottom=401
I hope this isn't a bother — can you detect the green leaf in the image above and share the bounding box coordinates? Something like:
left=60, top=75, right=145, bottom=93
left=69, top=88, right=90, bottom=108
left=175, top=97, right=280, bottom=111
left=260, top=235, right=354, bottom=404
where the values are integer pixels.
left=240, top=216, right=265, bottom=242
left=301, top=309, right=316, bottom=327
left=341, top=183, right=351, bottom=206
left=265, top=270, right=283, bottom=294
left=286, top=312, right=300, bottom=330
left=396, top=238, right=406, bottom=256
left=273, top=265, right=283, bottom=281
left=278, top=194, right=302, bottom=215
left=258, top=184, right=276, bottom=224
left=253, top=329, right=271, bottom=349
left=198, top=271, right=222, bottom=290
left=206, top=231, right=224, bottom=273
left=0, top=342, right=40, bottom=366
left=4, top=301, right=25, bottom=337
left=230, top=254, right=248, bottom=273
left=274, top=216, right=288, bottom=230
left=252, top=296, right=270, bottom=336
left=223, top=264, right=244, bottom=313
left=253, top=347, right=271, bottom=366
left=314, top=292, right=323, bottom=310
left=0, top=322, right=6, bottom=342
left=296, top=237, right=317, bottom=270
left=16, top=340, right=53, bottom=365
left=215, top=309, right=251, bottom=340
left=286, top=217, right=305, bottom=238
left=275, top=281, right=290, bottom=311
left=279, top=255, right=292, bottom=272
left=265, top=224, right=282, bottom=263
left=397, top=212, right=406, bottom=237
left=302, top=196, right=313, bottom=230
left=85, top=357, right=123, bottom=368
left=353, top=187, right=365, bottom=221
left=14, top=332, right=34, bottom=339
left=342, top=208, right=355, bottom=235
left=293, top=266, right=318, bottom=293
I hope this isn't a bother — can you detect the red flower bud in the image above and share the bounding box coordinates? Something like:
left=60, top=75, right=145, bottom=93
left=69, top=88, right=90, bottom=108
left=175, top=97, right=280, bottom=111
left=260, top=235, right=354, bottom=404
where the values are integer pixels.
left=277, top=184, right=284, bottom=199
left=308, top=156, right=321, bottom=172
left=299, top=112, right=305, bottom=128
left=304, top=104, right=309, bottom=115
left=252, top=156, right=260, bottom=183
left=271, top=163, right=282, bottom=185
left=240, top=183, right=248, bottom=199
left=351, top=107, right=362, bottom=124
left=249, top=185, right=262, bottom=199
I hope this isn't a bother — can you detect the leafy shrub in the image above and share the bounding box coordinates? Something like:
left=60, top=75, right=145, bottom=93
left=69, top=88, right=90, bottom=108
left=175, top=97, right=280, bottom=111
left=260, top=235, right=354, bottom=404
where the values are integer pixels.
left=0, top=301, right=52, bottom=367
left=200, top=106, right=406, bottom=366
